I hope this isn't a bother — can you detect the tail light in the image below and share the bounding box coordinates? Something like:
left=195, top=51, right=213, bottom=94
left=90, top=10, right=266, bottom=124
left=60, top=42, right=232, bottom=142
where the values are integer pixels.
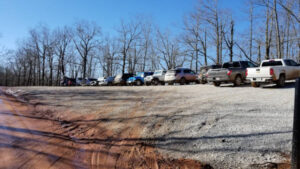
left=227, top=70, right=232, bottom=76
left=245, top=69, right=248, bottom=77
left=270, top=68, right=274, bottom=75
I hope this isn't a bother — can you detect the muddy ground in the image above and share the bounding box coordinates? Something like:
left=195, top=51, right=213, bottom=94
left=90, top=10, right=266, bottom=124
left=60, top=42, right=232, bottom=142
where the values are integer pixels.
left=0, top=83, right=295, bottom=169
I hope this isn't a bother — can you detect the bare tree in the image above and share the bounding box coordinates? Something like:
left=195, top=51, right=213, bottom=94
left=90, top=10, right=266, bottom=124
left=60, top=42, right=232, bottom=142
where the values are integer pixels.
left=224, top=20, right=235, bottom=62
left=156, top=29, right=184, bottom=69
left=197, top=0, right=225, bottom=64
left=73, top=20, right=101, bottom=79
left=117, top=18, right=142, bottom=74
left=53, top=26, right=72, bottom=84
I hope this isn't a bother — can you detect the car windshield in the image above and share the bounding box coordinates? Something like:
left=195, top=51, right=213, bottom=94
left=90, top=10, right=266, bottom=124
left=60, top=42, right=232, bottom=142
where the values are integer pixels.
left=136, top=72, right=144, bottom=77
left=154, top=71, right=162, bottom=75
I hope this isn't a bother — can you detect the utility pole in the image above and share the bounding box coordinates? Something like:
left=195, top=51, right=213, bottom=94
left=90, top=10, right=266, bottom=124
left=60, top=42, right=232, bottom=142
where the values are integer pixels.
left=292, top=78, right=300, bottom=169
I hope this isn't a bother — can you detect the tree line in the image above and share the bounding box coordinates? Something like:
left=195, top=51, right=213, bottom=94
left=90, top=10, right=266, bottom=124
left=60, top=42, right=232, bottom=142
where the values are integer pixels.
left=0, top=0, right=299, bottom=86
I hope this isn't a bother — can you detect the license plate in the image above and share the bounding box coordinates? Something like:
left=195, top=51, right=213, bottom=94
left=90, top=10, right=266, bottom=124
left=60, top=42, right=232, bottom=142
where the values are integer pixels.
left=216, top=77, right=220, bottom=80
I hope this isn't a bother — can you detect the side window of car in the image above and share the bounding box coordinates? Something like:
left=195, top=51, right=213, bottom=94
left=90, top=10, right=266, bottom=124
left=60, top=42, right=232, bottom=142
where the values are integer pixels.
left=285, top=60, right=298, bottom=66
left=183, top=69, right=191, bottom=74
left=233, top=62, right=240, bottom=68
left=176, top=70, right=181, bottom=74
left=289, top=60, right=298, bottom=66
left=223, top=63, right=230, bottom=68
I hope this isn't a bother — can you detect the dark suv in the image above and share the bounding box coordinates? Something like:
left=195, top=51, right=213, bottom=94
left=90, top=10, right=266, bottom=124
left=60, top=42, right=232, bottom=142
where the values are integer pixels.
left=113, top=73, right=134, bottom=86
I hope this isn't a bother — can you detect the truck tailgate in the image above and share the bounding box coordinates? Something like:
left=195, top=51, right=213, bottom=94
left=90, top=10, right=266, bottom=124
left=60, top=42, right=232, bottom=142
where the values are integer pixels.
left=247, top=67, right=272, bottom=78
left=208, top=68, right=229, bottom=80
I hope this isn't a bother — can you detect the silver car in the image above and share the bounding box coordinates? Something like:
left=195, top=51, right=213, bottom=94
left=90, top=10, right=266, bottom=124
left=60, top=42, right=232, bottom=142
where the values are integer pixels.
left=164, top=68, right=199, bottom=85
left=145, top=70, right=166, bottom=85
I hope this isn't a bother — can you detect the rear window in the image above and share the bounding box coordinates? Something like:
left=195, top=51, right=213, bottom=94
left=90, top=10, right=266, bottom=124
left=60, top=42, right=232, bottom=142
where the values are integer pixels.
left=262, top=61, right=283, bottom=67
left=241, top=61, right=257, bottom=68
left=223, top=62, right=240, bottom=68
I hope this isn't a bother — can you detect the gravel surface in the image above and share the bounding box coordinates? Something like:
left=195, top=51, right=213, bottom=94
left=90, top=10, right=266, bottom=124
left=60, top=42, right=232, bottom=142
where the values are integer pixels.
left=6, top=82, right=295, bottom=168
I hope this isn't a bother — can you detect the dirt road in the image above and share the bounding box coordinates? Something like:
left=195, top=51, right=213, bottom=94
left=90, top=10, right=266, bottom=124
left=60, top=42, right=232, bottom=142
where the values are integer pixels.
left=0, top=83, right=295, bottom=168
left=0, top=89, right=205, bottom=169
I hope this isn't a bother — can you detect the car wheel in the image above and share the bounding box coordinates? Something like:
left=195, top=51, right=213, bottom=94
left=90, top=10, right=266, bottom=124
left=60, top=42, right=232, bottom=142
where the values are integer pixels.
left=234, top=75, right=242, bottom=86
left=180, top=78, right=186, bottom=85
left=213, top=82, right=221, bottom=87
left=136, top=80, right=142, bottom=86
left=276, top=74, right=285, bottom=87
left=152, top=79, right=159, bottom=86
left=251, top=82, right=260, bottom=88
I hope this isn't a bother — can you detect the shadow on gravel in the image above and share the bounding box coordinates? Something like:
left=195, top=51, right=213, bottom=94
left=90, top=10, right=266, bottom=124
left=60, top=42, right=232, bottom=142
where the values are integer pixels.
left=19, top=89, right=146, bottom=105
left=0, top=124, right=291, bottom=154
left=262, top=81, right=295, bottom=89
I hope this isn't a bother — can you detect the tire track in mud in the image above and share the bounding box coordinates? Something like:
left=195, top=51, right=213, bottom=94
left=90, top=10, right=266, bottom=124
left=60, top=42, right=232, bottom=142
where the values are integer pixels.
left=85, top=90, right=202, bottom=169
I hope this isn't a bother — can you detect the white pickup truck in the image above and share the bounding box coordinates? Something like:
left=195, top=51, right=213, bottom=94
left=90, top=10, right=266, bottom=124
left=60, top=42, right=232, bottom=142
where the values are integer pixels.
left=246, top=59, right=300, bottom=87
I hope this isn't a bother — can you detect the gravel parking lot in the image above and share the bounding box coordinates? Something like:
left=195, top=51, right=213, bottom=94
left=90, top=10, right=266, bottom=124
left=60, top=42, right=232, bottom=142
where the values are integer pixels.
left=4, top=82, right=295, bottom=168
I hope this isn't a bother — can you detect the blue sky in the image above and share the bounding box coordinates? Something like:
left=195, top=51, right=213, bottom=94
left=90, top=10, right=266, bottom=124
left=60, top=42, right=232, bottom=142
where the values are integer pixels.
left=0, top=0, right=247, bottom=50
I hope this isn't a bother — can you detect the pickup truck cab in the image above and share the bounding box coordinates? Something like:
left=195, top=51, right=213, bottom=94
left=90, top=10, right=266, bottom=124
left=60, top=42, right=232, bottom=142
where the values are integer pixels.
left=207, top=61, right=257, bottom=86
left=246, top=59, right=300, bottom=87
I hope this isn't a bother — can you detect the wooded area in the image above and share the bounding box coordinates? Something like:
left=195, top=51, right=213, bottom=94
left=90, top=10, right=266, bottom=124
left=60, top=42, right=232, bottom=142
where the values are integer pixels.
left=0, top=0, right=299, bottom=86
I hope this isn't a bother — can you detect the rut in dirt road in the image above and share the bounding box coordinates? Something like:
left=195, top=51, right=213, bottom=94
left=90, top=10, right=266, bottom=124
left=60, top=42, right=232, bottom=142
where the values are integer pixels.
left=0, top=90, right=208, bottom=169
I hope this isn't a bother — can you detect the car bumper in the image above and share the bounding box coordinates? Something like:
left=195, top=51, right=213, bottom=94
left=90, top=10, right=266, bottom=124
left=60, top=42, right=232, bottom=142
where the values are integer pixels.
left=247, top=77, right=274, bottom=83
left=207, top=76, right=230, bottom=82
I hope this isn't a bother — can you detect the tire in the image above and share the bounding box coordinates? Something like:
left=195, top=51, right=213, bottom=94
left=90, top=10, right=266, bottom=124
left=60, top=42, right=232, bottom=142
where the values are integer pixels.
left=251, top=82, right=260, bottom=88
left=276, top=74, right=285, bottom=87
left=180, top=78, right=186, bottom=85
left=234, top=75, right=242, bottom=86
left=213, top=82, right=221, bottom=87
left=200, top=80, right=206, bottom=84
left=136, top=80, right=142, bottom=86
left=152, top=79, right=159, bottom=86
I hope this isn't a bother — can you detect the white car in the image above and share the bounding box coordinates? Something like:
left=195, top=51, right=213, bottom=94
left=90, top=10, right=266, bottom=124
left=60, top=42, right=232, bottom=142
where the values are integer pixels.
left=246, top=59, right=300, bottom=87
left=97, top=77, right=107, bottom=86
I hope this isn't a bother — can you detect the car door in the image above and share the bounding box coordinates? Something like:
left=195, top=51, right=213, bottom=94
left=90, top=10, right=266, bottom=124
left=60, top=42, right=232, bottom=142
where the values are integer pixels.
left=183, top=69, right=192, bottom=81
left=285, top=60, right=300, bottom=79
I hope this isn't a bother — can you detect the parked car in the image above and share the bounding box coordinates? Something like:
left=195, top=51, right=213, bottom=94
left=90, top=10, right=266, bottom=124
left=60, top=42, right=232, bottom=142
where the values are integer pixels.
left=247, top=59, right=300, bottom=87
left=127, top=72, right=154, bottom=86
left=207, top=61, right=257, bottom=86
left=87, top=78, right=98, bottom=86
left=60, top=76, right=76, bottom=86
left=76, top=77, right=84, bottom=86
left=145, top=70, right=166, bottom=85
left=98, top=77, right=107, bottom=86
left=198, top=65, right=221, bottom=84
left=105, top=76, right=115, bottom=86
left=164, top=68, right=199, bottom=85
left=113, top=73, right=134, bottom=86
